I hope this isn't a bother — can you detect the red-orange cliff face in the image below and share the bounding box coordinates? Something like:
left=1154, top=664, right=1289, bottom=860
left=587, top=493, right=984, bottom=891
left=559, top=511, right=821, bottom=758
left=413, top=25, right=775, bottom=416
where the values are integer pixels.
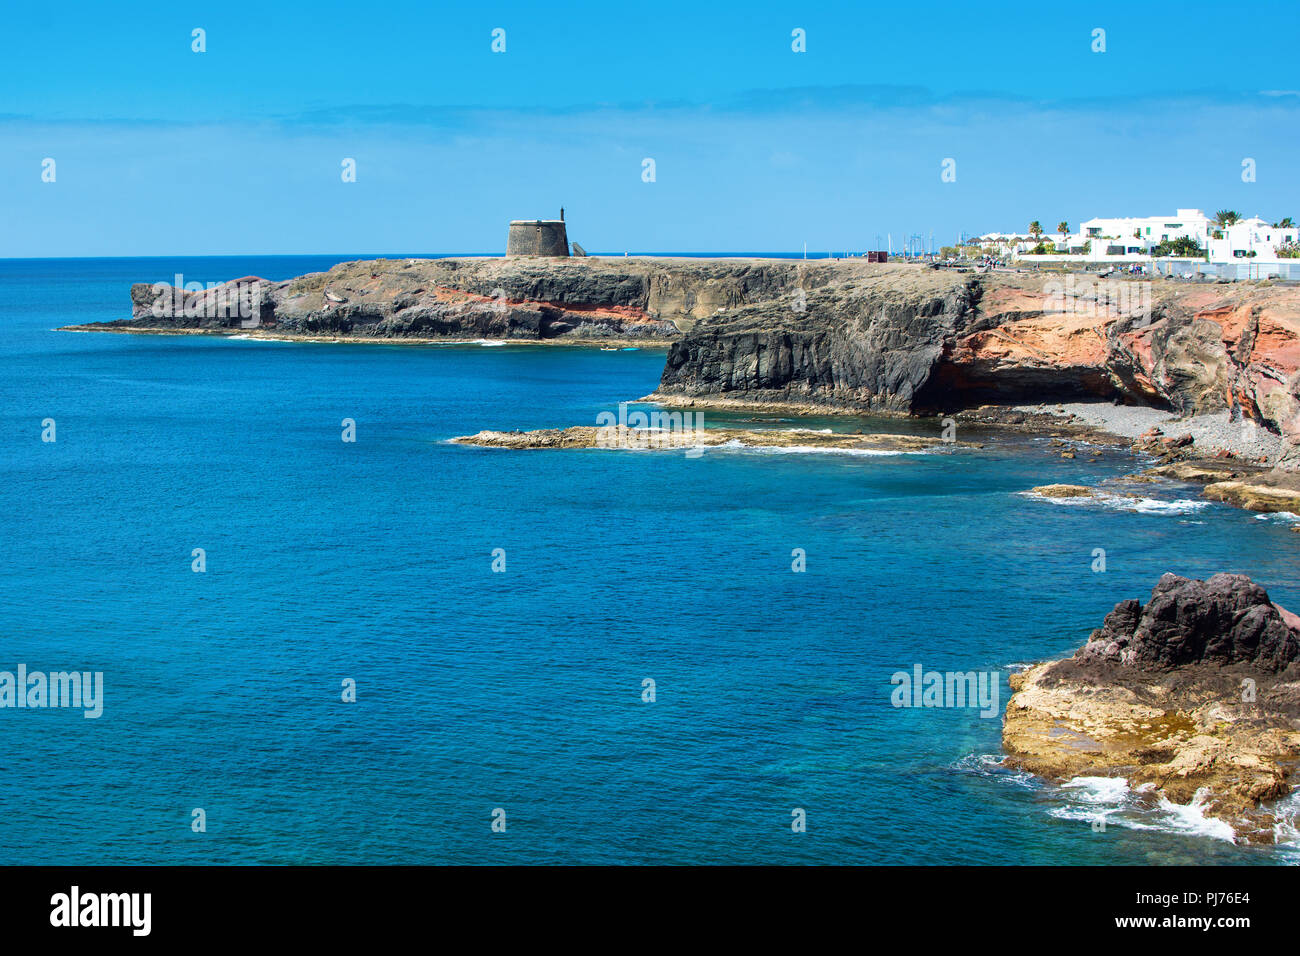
left=656, top=265, right=1300, bottom=465
left=934, top=279, right=1300, bottom=426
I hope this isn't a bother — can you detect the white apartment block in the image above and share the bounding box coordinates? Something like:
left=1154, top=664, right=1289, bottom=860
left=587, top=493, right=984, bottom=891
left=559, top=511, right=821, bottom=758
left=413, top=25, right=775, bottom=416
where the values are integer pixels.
left=988, top=208, right=1298, bottom=264
left=1078, top=208, right=1214, bottom=253
left=1208, top=217, right=1299, bottom=263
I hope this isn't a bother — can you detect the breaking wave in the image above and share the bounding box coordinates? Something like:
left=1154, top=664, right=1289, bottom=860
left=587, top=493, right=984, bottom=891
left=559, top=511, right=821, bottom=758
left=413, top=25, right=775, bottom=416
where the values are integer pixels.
left=955, top=760, right=1288, bottom=849
left=734, top=444, right=922, bottom=457
left=1048, top=778, right=1238, bottom=844
left=1020, top=489, right=1209, bottom=515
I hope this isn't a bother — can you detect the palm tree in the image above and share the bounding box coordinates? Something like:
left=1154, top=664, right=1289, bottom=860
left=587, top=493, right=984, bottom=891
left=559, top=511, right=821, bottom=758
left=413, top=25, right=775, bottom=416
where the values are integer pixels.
left=1057, top=221, right=1069, bottom=244
left=1214, top=209, right=1242, bottom=228
left=1274, top=217, right=1294, bottom=228
left=1028, top=221, right=1043, bottom=244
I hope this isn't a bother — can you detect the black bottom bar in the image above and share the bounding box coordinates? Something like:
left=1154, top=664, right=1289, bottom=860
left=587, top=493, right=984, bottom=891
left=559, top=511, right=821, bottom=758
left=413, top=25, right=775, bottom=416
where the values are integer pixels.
left=0, top=864, right=1284, bottom=942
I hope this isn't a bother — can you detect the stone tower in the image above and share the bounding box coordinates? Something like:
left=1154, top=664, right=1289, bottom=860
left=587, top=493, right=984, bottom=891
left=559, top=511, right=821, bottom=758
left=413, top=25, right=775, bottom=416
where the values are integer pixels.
left=506, top=219, right=569, bottom=257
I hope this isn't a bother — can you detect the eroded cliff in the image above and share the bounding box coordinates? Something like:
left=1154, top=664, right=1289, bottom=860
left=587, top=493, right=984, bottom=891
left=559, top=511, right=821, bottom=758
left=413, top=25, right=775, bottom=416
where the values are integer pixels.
left=654, top=265, right=1300, bottom=437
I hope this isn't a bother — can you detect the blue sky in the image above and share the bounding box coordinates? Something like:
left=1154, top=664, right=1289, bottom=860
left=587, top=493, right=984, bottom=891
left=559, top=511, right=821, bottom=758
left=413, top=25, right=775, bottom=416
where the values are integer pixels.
left=4, top=0, right=1299, bottom=256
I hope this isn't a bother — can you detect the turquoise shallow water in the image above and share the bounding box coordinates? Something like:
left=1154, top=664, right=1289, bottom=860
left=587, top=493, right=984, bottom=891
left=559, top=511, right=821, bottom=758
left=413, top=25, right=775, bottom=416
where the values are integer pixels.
left=2, top=256, right=1299, bottom=865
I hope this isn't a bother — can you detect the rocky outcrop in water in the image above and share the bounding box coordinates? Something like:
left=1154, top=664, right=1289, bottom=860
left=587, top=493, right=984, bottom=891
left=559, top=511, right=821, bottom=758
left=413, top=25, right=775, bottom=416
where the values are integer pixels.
left=451, top=425, right=965, bottom=453
left=1140, top=458, right=1300, bottom=514
left=1200, top=470, right=1300, bottom=514
left=1027, top=484, right=1096, bottom=498
left=1003, top=573, right=1300, bottom=843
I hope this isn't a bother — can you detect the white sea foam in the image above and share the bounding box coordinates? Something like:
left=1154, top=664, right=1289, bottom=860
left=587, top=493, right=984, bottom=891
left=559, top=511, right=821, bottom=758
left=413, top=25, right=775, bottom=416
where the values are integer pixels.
left=1267, top=791, right=1300, bottom=848
left=1060, top=776, right=1131, bottom=804
left=737, top=444, right=917, bottom=457
left=955, top=755, right=1253, bottom=851
left=473, top=339, right=507, bottom=346
left=1048, top=778, right=1238, bottom=843
left=600, top=440, right=925, bottom=457
left=1020, top=489, right=1209, bottom=515
left=639, top=435, right=938, bottom=456
left=1255, top=511, right=1300, bottom=524
left=1145, top=790, right=1238, bottom=843
left=1020, top=492, right=1093, bottom=507
left=1115, top=497, right=1209, bottom=515
left=951, top=753, right=1040, bottom=790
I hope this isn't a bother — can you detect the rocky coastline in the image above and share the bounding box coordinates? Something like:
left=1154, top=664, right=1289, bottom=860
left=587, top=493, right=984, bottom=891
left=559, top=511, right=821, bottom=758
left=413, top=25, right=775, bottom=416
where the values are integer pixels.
left=1003, top=572, right=1300, bottom=844
left=64, top=255, right=1300, bottom=511
left=59, top=256, right=846, bottom=345
left=60, top=257, right=1300, bottom=851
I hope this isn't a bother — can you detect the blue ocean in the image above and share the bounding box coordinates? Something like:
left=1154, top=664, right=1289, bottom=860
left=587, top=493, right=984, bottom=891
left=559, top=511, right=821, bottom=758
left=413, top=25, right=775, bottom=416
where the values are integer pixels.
left=3, top=256, right=1299, bottom=865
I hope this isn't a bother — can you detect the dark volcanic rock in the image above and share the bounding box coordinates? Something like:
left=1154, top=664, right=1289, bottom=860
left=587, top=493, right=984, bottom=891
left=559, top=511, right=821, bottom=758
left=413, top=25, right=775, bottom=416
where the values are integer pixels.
left=658, top=268, right=981, bottom=413
left=1074, top=572, right=1300, bottom=673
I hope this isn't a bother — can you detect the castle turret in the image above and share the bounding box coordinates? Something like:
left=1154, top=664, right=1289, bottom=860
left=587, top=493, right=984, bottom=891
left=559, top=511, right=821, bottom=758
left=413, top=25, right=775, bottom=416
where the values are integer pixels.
left=506, top=219, right=569, bottom=257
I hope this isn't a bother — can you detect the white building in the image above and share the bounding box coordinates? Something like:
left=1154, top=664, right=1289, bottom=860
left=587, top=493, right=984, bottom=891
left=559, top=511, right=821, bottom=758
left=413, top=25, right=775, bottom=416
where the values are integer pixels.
left=1077, top=208, right=1214, bottom=257
left=1207, top=217, right=1299, bottom=264
left=1007, top=208, right=1299, bottom=265
left=972, top=232, right=1057, bottom=257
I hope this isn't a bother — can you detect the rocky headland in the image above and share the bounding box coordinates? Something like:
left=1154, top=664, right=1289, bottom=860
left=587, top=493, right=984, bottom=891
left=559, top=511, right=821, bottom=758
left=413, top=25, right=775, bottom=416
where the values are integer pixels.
left=63, top=256, right=1300, bottom=507
left=60, top=256, right=850, bottom=345
left=1003, top=572, right=1300, bottom=843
